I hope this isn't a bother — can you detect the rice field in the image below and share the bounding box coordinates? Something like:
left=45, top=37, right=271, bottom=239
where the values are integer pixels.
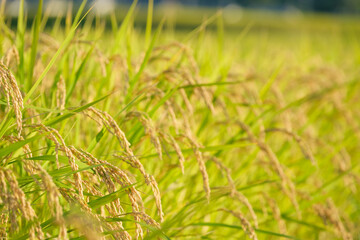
left=1, top=0, right=360, bottom=239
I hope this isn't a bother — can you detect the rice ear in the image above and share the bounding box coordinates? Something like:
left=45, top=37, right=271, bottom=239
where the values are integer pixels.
left=126, top=111, right=163, bottom=161
left=209, top=156, right=258, bottom=227
left=0, top=63, right=24, bottom=137
left=220, top=208, right=258, bottom=240
left=314, top=199, right=353, bottom=240
left=0, top=168, right=45, bottom=239
left=236, top=120, right=301, bottom=219
left=56, top=76, right=66, bottom=112
left=183, top=134, right=210, bottom=202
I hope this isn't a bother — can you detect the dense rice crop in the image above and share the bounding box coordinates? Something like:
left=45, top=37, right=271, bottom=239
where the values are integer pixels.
left=1, top=0, right=360, bottom=239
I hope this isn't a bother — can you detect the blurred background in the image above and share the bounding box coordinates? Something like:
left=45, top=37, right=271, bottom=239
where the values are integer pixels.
left=2, top=0, right=360, bottom=31
left=3, top=0, right=360, bottom=15
left=123, top=0, right=360, bottom=13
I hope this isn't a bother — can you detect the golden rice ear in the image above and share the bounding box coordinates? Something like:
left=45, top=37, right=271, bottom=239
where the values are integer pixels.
left=96, top=48, right=110, bottom=77
left=69, top=146, right=144, bottom=237
left=0, top=63, right=24, bottom=137
left=0, top=213, right=8, bottom=239
left=142, top=86, right=180, bottom=133
left=1, top=45, right=20, bottom=67
left=148, top=175, right=164, bottom=222
left=39, top=170, right=67, bottom=239
left=313, top=199, right=352, bottom=240
left=129, top=211, right=161, bottom=228
left=159, top=132, right=185, bottom=174
left=264, top=128, right=316, bottom=166
left=28, top=124, right=84, bottom=200
left=86, top=107, right=132, bottom=152
left=153, top=42, right=199, bottom=74
left=220, top=208, right=258, bottom=240
left=262, top=193, right=287, bottom=234
left=179, top=88, right=194, bottom=114
left=163, top=72, right=194, bottom=115
left=1, top=136, right=64, bottom=239
left=126, top=111, right=163, bottom=161
left=209, top=156, right=258, bottom=228
left=272, top=87, right=293, bottom=132
left=0, top=168, right=45, bottom=239
left=181, top=69, right=215, bottom=113
left=70, top=144, right=163, bottom=234
left=56, top=76, right=66, bottom=112
left=114, top=152, right=164, bottom=223
left=236, top=120, right=301, bottom=219
left=183, top=134, right=210, bottom=202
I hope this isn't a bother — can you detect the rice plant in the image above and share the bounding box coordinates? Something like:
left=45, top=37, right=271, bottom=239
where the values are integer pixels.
left=0, top=0, right=360, bottom=239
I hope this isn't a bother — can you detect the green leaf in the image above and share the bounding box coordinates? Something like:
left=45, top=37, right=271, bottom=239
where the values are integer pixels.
left=86, top=94, right=144, bottom=152
left=126, top=18, right=165, bottom=102
left=88, top=183, right=138, bottom=209
left=0, top=136, right=41, bottom=158
left=27, top=0, right=43, bottom=91
left=106, top=217, right=171, bottom=240
left=66, top=46, right=95, bottom=103
left=115, top=0, right=138, bottom=52
left=16, top=0, right=25, bottom=85
left=28, top=155, right=88, bottom=169
left=140, top=142, right=252, bottom=159
left=190, top=223, right=300, bottom=240
left=259, top=61, right=283, bottom=100
left=179, top=80, right=245, bottom=89
left=148, top=86, right=178, bottom=117
left=45, top=94, right=110, bottom=126
left=24, top=0, right=92, bottom=103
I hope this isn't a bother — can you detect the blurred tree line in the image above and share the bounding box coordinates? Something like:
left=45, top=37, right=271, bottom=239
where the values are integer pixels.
left=23, top=0, right=360, bottom=13
left=124, top=0, right=360, bottom=13
left=151, top=0, right=360, bottom=12
left=233, top=0, right=360, bottom=12
left=182, top=0, right=360, bottom=12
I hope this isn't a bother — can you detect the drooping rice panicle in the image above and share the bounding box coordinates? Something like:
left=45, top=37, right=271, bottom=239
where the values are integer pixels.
left=0, top=63, right=24, bottom=137
left=314, top=199, right=353, bottom=240
left=126, top=111, right=163, bottom=161
left=220, top=208, right=258, bottom=240
left=210, top=156, right=258, bottom=227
